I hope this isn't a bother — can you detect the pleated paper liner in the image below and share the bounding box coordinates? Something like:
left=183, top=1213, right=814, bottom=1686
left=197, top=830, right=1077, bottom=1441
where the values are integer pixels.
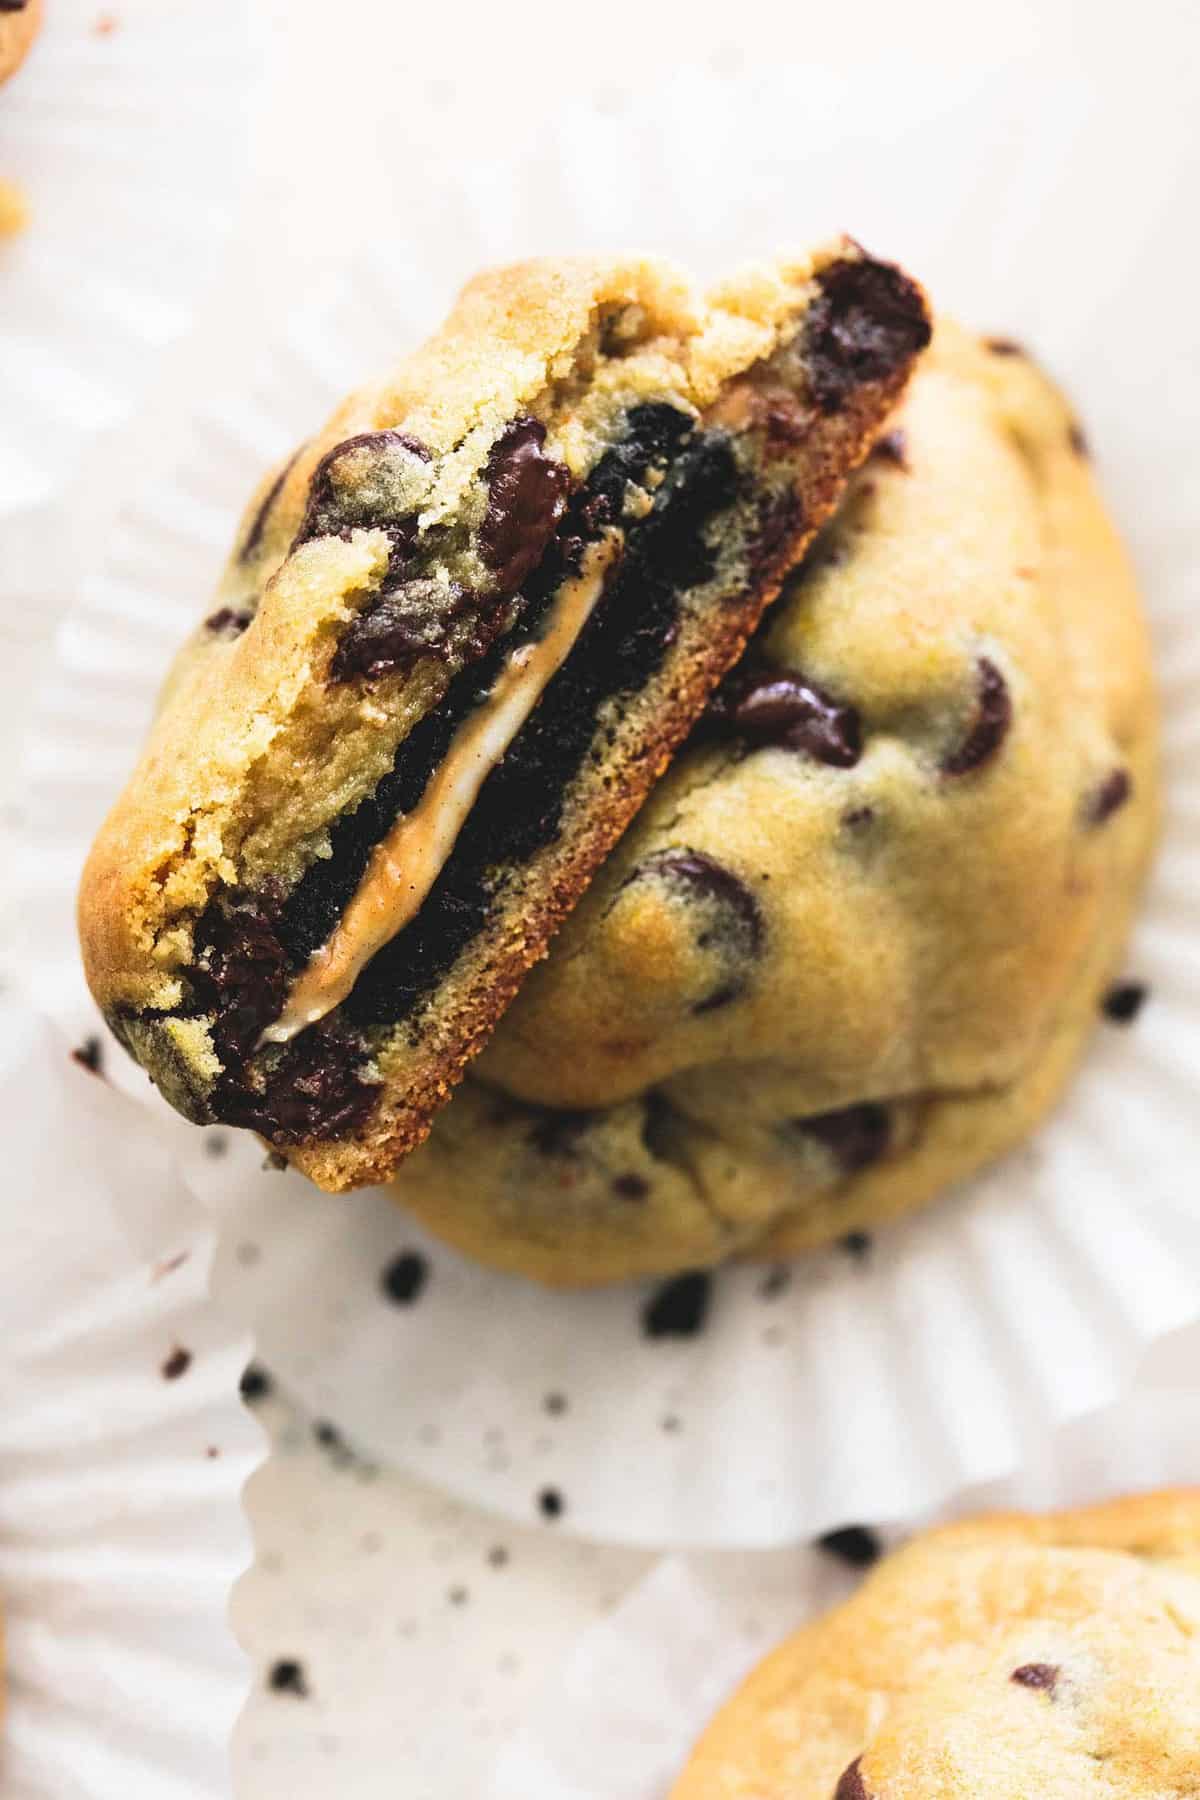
left=0, top=1012, right=262, bottom=1799
left=10, top=60, right=1200, bottom=1546
left=0, top=0, right=252, bottom=532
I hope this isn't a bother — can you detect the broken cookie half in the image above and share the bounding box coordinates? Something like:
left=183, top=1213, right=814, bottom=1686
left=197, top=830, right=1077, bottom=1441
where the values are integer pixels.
left=78, top=241, right=931, bottom=1189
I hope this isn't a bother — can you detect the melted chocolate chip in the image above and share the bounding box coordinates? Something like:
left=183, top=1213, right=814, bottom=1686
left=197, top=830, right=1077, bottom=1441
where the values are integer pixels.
left=799, top=1103, right=891, bottom=1174
left=1085, top=767, right=1131, bottom=825
left=834, top=1756, right=871, bottom=1800
left=192, top=890, right=291, bottom=1067
left=871, top=428, right=908, bottom=468
left=71, top=1035, right=104, bottom=1075
left=816, top=1525, right=882, bottom=1568
left=162, top=1346, right=192, bottom=1381
left=238, top=450, right=301, bottom=563
left=642, top=1271, right=713, bottom=1339
left=329, top=578, right=480, bottom=682
left=708, top=665, right=861, bottom=767
left=612, top=1172, right=649, bottom=1200
left=479, top=418, right=570, bottom=593
left=942, top=657, right=1012, bottom=776
left=985, top=337, right=1025, bottom=357
left=204, top=606, right=253, bottom=637
left=268, top=1659, right=309, bottom=1698
left=626, top=849, right=764, bottom=1015
left=1102, top=980, right=1148, bottom=1024
left=1011, top=1662, right=1059, bottom=1695
left=381, top=1250, right=430, bottom=1305
left=218, top=1022, right=381, bottom=1145
left=803, top=256, right=931, bottom=414
left=295, top=429, right=429, bottom=550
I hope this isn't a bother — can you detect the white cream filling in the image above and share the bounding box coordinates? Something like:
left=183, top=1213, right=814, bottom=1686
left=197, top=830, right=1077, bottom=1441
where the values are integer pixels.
left=262, top=531, right=622, bottom=1045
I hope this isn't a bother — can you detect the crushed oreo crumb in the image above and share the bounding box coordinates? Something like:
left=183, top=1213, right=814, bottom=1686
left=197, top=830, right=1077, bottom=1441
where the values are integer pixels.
left=1102, top=981, right=1148, bottom=1024
left=642, top=1271, right=713, bottom=1339
left=382, top=1249, right=430, bottom=1305
left=817, top=1525, right=883, bottom=1568
left=71, top=1035, right=104, bottom=1075
left=538, top=1487, right=564, bottom=1520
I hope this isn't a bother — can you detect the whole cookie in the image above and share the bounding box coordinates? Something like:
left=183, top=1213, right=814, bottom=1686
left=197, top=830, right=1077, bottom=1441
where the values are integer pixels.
left=0, top=0, right=42, bottom=86
left=673, top=1490, right=1200, bottom=1800
left=391, top=321, right=1159, bottom=1283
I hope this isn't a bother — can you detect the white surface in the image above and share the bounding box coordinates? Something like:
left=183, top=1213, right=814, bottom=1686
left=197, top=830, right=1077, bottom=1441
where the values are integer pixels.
left=0, top=1013, right=261, bottom=1798
left=3, top=1, right=1200, bottom=1796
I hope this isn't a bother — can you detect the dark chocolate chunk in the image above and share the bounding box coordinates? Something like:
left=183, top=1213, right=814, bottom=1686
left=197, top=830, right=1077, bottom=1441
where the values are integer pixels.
left=1101, top=980, right=1148, bottom=1024
left=268, top=1659, right=309, bottom=1698
left=217, top=1021, right=381, bottom=1145
left=238, top=450, right=301, bottom=563
left=625, top=848, right=764, bottom=1016
left=799, top=1103, right=891, bottom=1174
left=538, top=1487, right=564, bottom=1520
left=381, top=1249, right=430, bottom=1305
left=816, top=1525, right=883, bottom=1568
left=708, top=665, right=861, bottom=767
left=329, top=578, right=478, bottom=682
left=1085, top=767, right=1131, bottom=825
left=612, top=1172, right=649, bottom=1200
left=834, top=1756, right=871, bottom=1800
left=871, top=428, right=908, bottom=468
left=942, top=657, right=1012, bottom=776
left=239, top=1364, right=272, bottom=1403
left=480, top=418, right=570, bottom=593
left=161, top=1345, right=192, bottom=1381
left=204, top=606, right=254, bottom=637
left=294, top=429, right=428, bottom=550
left=642, top=1271, right=713, bottom=1339
left=803, top=256, right=931, bottom=414
left=1011, top=1662, right=1059, bottom=1695
left=71, top=1035, right=104, bottom=1075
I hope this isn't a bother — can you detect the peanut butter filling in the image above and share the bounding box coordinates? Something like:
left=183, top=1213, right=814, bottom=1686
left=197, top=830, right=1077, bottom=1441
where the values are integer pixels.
left=261, top=531, right=623, bottom=1045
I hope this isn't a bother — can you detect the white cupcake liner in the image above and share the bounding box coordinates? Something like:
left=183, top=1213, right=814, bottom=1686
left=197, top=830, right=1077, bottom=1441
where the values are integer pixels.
left=9, top=61, right=1200, bottom=1548
left=0, top=0, right=253, bottom=542
left=485, top=1370, right=1200, bottom=1799
left=0, top=1009, right=262, bottom=1798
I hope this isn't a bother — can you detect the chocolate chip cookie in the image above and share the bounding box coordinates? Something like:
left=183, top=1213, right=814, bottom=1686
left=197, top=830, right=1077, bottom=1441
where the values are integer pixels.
left=673, top=1490, right=1200, bottom=1800
left=390, top=322, right=1159, bottom=1282
left=0, top=0, right=41, bottom=86
left=78, top=244, right=930, bottom=1188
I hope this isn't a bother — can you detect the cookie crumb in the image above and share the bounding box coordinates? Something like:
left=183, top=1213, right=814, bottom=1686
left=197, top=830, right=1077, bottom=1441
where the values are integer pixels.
left=268, top=1659, right=308, bottom=1698
left=839, top=1231, right=873, bottom=1261
left=538, top=1487, right=564, bottom=1520
left=641, top=1271, right=712, bottom=1339
left=816, top=1524, right=882, bottom=1568
left=1101, top=981, right=1148, bottom=1025
left=543, top=1391, right=568, bottom=1416
left=239, top=1363, right=272, bottom=1403
left=381, top=1249, right=430, bottom=1305
left=487, top=1545, right=509, bottom=1568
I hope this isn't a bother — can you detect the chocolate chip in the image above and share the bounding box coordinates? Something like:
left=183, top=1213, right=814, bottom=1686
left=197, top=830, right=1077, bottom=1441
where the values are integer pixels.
left=268, top=1659, right=309, bottom=1698
left=627, top=849, right=764, bottom=1014
left=834, top=1756, right=871, bottom=1800
left=841, top=805, right=875, bottom=831
left=1102, top=980, right=1148, bottom=1024
left=1012, top=1662, right=1059, bottom=1695
left=1068, top=421, right=1090, bottom=457
left=295, top=429, right=428, bottom=549
left=329, top=578, right=479, bottom=682
left=528, top=1109, right=591, bottom=1156
left=238, top=449, right=301, bottom=563
left=612, top=1172, right=649, bottom=1200
left=871, top=428, right=908, bottom=468
left=479, top=417, right=570, bottom=594
left=942, top=656, right=1012, bottom=776
left=642, top=1271, right=712, bottom=1339
left=798, top=1103, right=891, bottom=1174
left=839, top=1230, right=873, bottom=1260
left=71, top=1035, right=103, bottom=1075
left=538, top=1487, right=564, bottom=1520
left=204, top=606, right=253, bottom=637
left=816, top=1525, right=883, bottom=1568
left=708, top=665, right=861, bottom=767
left=1085, top=767, right=1131, bottom=825
left=240, top=1364, right=272, bottom=1403
left=161, top=1346, right=192, bottom=1381
left=803, top=256, right=931, bottom=414
left=382, top=1250, right=429, bottom=1305
left=985, top=336, right=1025, bottom=357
